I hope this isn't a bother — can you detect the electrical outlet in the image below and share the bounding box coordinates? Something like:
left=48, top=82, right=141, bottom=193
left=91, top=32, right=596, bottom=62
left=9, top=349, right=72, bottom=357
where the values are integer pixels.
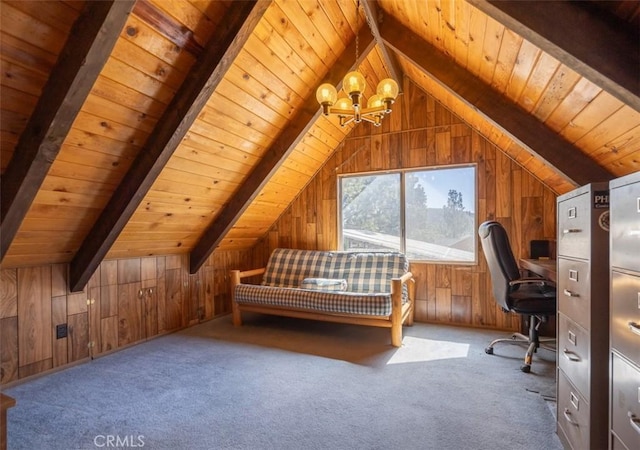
left=56, top=323, right=68, bottom=339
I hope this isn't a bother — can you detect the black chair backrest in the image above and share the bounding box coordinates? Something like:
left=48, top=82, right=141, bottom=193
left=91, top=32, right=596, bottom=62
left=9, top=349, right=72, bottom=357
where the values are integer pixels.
left=478, top=221, right=521, bottom=311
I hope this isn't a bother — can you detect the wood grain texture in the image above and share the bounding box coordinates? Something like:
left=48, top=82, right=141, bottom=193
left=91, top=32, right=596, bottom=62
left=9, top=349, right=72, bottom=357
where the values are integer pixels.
left=17, top=266, right=52, bottom=366
left=67, top=312, right=89, bottom=362
left=380, top=13, right=613, bottom=187
left=88, top=287, right=101, bottom=359
left=1, top=0, right=136, bottom=261
left=100, top=316, right=118, bottom=353
left=0, top=270, right=17, bottom=319
left=0, top=317, right=18, bottom=384
left=162, top=268, right=184, bottom=332
left=467, top=0, right=640, bottom=110
left=117, top=282, right=143, bottom=346
left=69, top=0, right=270, bottom=292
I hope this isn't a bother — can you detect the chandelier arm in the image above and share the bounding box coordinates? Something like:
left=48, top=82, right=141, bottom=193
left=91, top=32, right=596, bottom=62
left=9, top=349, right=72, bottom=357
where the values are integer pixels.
left=340, top=116, right=355, bottom=127
left=327, top=107, right=356, bottom=115
left=360, top=106, right=387, bottom=116
left=360, top=115, right=382, bottom=126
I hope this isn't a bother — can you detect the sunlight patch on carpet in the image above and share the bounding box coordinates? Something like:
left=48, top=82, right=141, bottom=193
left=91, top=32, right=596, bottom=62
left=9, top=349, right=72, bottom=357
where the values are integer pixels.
left=386, top=336, right=470, bottom=365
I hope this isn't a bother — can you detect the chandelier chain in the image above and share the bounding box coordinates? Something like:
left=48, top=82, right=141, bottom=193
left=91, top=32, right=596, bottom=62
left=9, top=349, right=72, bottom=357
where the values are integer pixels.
left=355, top=0, right=360, bottom=62
left=314, top=0, right=398, bottom=127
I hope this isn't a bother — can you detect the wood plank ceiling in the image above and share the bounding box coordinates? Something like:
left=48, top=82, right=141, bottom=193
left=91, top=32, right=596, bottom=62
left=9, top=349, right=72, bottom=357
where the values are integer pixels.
left=1, top=0, right=638, bottom=291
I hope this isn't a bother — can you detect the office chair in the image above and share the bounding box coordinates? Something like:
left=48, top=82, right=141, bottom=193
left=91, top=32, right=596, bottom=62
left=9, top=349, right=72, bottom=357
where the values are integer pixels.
left=478, top=221, right=556, bottom=373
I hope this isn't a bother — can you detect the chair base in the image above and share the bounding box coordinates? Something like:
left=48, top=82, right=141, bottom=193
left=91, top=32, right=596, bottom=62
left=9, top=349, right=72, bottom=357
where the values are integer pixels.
left=485, top=332, right=556, bottom=373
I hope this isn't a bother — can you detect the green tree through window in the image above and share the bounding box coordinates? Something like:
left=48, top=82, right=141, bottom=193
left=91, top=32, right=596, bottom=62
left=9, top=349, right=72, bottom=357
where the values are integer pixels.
left=340, top=165, right=476, bottom=263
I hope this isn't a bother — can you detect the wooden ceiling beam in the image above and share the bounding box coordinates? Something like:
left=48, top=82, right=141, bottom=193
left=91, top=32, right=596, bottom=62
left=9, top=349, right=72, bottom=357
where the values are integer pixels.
left=69, top=0, right=272, bottom=292
left=0, top=0, right=136, bottom=262
left=361, top=0, right=404, bottom=92
left=189, top=28, right=377, bottom=273
left=467, top=0, right=640, bottom=111
left=379, top=14, right=614, bottom=187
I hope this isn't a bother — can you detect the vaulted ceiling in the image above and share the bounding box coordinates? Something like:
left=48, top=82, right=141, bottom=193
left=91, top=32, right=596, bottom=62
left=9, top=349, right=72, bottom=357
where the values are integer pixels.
left=1, top=0, right=638, bottom=291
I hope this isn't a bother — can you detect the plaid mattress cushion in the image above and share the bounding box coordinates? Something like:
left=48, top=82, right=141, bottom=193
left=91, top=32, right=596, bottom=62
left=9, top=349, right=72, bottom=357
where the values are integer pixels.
left=300, top=278, right=348, bottom=291
left=235, top=284, right=392, bottom=316
left=261, top=248, right=333, bottom=288
left=336, top=252, right=407, bottom=295
left=261, top=248, right=409, bottom=300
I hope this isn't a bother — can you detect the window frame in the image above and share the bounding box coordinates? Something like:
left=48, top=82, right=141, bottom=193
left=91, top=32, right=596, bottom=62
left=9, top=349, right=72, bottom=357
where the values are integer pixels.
left=337, top=163, right=478, bottom=265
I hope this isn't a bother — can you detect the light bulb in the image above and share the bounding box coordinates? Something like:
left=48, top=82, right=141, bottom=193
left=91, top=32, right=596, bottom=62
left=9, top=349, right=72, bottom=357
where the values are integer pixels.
left=316, top=83, right=337, bottom=105
left=342, top=71, right=366, bottom=96
left=334, top=97, right=352, bottom=112
left=376, top=78, right=399, bottom=101
left=367, top=94, right=383, bottom=109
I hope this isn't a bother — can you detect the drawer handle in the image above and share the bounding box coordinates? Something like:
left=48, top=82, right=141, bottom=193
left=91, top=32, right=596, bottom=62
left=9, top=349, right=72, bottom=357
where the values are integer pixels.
left=563, top=408, right=579, bottom=426
left=562, top=228, right=582, bottom=234
left=629, top=322, right=640, bottom=336
left=629, top=412, right=640, bottom=435
left=563, top=289, right=579, bottom=298
left=562, top=349, right=580, bottom=362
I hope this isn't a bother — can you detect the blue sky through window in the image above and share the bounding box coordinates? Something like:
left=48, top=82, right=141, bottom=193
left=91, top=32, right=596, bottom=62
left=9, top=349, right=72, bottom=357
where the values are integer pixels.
left=413, top=166, right=475, bottom=213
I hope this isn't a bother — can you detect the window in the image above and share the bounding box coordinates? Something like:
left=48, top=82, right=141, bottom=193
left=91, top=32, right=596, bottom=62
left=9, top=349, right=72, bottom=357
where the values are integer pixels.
left=339, top=165, right=476, bottom=263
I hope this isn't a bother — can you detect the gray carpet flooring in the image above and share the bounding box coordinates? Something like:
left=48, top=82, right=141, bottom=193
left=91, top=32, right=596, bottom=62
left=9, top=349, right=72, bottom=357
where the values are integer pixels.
left=4, top=314, right=562, bottom=450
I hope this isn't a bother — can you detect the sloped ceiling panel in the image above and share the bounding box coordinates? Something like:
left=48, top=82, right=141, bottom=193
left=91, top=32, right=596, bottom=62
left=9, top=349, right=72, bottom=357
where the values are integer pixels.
left=0, top=0, right=86, bottom=170
left=1, top=0, right=136, bottom=263
left=467, top=0, right=639, bottom=110
left=2, top=0, right=235, bottom=268
left=380, top=17, right=611, bottom=192
left=378, top=0, right=639, bottom=187
left=67, top=0, right=272, bottom=291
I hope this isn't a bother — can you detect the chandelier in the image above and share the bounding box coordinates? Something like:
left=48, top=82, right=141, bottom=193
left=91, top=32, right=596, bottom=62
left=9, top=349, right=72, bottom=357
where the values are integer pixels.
left=315, top=1, right=399, bottom=127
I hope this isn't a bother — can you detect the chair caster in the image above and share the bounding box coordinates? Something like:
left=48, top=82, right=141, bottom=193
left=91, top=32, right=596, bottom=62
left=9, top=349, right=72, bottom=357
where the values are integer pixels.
left=520, top=364, right=531, bottom=373
left=485, top=347, right=494, bottom=355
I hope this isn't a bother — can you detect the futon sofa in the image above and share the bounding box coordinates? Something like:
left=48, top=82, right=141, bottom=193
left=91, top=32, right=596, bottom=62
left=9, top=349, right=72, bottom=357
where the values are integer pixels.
left=230, top=248, right=415, bottom=347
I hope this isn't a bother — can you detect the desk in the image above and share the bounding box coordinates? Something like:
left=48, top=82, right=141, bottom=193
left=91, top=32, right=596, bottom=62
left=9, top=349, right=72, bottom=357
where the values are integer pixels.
left=519, top=258, right=557, bottom=283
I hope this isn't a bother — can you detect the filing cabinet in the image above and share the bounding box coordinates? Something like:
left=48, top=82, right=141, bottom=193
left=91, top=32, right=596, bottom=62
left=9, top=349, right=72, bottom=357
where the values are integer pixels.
left=609, top=171, right=640, bottom=450
left=556, top=182, right=610, bottom=450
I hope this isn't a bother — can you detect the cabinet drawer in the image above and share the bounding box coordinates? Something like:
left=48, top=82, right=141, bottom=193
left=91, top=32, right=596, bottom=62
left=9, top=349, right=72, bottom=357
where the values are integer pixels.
left=612, top=271, right=640, bottom=368
left=558, top=369, right=590, bottom=450
left=558, top=258, right=591, bottom=330
left=558, top=192, right=592, bottom=260
left=558, top=313, right=590, bottom=398
left=611, top=353, right=640, bottom=450
left=610, top=175, right=640, bottom=272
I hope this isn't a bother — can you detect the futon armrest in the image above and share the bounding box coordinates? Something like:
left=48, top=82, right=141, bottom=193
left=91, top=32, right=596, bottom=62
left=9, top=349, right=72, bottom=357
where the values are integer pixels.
left=233, top=267, right=266, bottom=279
left=390, top=271, right=415, bottom=305
left=395, top=272, right=414, bottom=284
left=230, top=268, right=266, bottom=291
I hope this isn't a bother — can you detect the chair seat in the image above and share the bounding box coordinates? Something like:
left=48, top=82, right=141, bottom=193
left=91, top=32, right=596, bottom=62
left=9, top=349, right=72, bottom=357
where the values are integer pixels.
left=510, top=284, right=556, bottom=315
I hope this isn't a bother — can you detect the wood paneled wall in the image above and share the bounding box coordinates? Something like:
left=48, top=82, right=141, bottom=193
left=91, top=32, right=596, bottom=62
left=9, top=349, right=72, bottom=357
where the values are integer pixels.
left=0, top=249, right=251, bottom=385
left=250, top=78, right=557, bottom=331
